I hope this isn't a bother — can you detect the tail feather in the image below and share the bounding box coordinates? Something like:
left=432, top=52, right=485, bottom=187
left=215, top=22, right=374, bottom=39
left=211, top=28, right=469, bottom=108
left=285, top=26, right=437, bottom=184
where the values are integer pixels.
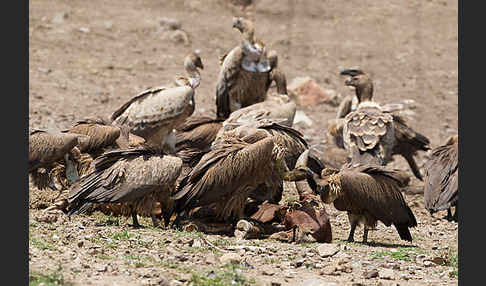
left=394, top=224, right=413, bottom=242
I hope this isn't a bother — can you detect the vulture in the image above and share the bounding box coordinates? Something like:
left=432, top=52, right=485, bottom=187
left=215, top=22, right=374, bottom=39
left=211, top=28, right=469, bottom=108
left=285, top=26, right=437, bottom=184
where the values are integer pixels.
left=67, top=145, right=182, bottom=227
left=219, top=67, right=296, bottom=129
left=284, top=150, right=417, bottom=243
left=111, top=51, right=204, bottom=153
left=215, top=17, right=281, bottom=118
left=423, top=135, right=458, bottom=221
left=52, top=117, right=146, bottom=189
left=171, top=136, right=287, bottom=224
left=332, top=69, right=430, bottom=180
left=29, top=128, right=88, bottom=191
left=212, top=118, right=324, bottom=205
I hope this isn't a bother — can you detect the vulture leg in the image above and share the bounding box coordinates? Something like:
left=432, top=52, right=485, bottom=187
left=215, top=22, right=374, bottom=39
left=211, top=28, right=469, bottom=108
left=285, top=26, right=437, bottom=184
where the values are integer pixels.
left=452, top=204, right=458, bottom=222
left=362, top=225, right=369, bottom=244
left=151, top=213, right=160, bottom=228
left=131, top=211, right=141, bottom=228
left=347, top=213, right=360, bottom=242
left=445, top=208, right=453, bottom=221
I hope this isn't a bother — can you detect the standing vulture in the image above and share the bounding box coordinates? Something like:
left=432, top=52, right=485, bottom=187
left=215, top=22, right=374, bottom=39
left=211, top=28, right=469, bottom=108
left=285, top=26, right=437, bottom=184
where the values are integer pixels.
left=284, top=150, right=417, bottom=243
left=333, top=69, right=430, bottom=180
left=67, top=145, right=182, bottom=227
left=423, top=135, right=458, bottom=221
left=215, top=17, right=280, bottom=118
left=29, top=129, right=88, bottom=191
left=111, top=51, right=204, bottom=153
left=171, top=136, right=287, bottom=224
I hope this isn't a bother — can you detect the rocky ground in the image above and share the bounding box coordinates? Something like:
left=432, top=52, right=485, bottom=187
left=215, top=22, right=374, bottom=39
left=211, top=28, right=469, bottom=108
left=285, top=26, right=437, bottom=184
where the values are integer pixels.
left=29, top=0, right=458, bottom=285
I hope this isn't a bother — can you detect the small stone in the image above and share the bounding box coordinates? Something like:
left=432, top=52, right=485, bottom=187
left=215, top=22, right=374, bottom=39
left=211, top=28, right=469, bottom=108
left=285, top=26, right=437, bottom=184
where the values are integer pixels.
left=294, top=258, right=306, bottom=267
left=317, top=243, right=340, bottom=258
left=156, top=276, right=170, bottom=286
left=204, top=253, right=219, bottom=265
left=52, top=12, right=68, bottom=24
left=219, top=252, right=240, bottom=265
left=379, top=268, right=395, bottom=280
left=104, top=21, right=113, bottom=30
left=159, top=17, right=181, bottom=30
left=96, top=264, right=107, bottom=272
left=77, top=240, right=84, bottom=248
left=430, top=256, right=447, bottom=265
left=363, top=269, right=379, bottom=279
left=169, top=30, right=189, bottom=45
left=262, top=267, right=275, bottom=276
left=79, top=27, right=90, bottom=33
left=423, top=260, right=434, bottom=267
left=288, top=77, right=341, bottom=107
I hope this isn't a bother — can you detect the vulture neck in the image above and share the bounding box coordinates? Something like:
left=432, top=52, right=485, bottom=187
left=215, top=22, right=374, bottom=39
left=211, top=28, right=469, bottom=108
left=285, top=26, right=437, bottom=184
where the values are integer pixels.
left=355, top=81, right=374, bottom=103
left=186, top=68, right=201, bottom=89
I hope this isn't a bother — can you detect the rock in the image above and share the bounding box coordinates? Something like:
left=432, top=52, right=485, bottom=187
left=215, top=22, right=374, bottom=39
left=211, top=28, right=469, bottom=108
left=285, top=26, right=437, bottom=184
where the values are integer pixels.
left=79, top=27, right=90, bottom=33
left=156, top=276, right=170, bottom=286
left=169, top=30, right=190, bottom=45
left=293, top=110, right=313, bottom=127
left=320, top=266, right=339, bottom=276
left=159, top=17, right=181, bottom=30
left=423, top=260, right=434, bottom=267
left=317, top=244, right=340, bottom=258
left=52, top=12, right=68, bottom=24
left=294, top=258, right=306, bottom=267
left=300, top=278, right=337, bottom=286
left=261, top=267, right=276, bottom=276
left=204, top=253, right=219, bottom=265
left=363, top=269, right=379, bottom=279
left=430, top=256, right=447, bottom=265
left=219, top=252, right=240, bottom=265
left=288, top=77, right=341, bottom=107
left=104, top=21, right=113, bottom=30
left=77, top=240, right=84, bottom=248
left=96, top=264, right=108, bottom=272
left=379, top=268, right=395, bottom=280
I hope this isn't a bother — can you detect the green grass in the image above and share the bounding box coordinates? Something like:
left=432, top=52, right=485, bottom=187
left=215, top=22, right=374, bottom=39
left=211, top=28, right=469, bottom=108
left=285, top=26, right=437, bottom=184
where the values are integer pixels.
left=29, top=267, right=72, bottom=286
left=112, top=229, right=130, bottom=241
left=371, top=247, right=425, bottom=262
left=190, top=264, right=256, bottom=286
left=446, top=251, right=458, bottom=278
left=30, top=236, right=57, bottom=251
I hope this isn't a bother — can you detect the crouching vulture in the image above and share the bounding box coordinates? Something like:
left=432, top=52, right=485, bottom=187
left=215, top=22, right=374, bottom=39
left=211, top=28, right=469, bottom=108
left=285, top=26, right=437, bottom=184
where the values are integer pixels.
left=335, top=69, right=430, bottom=180
left=171, top=136, right=287, bottom=224
left=423, top=135, right=458, bottom=221
left=284, top=150, right=417, bottom=243
left=67, top=145, right=182, bottom=227
left=111, top=51, right=204, bottom=153
left=29, top=128, right=88, bottom=191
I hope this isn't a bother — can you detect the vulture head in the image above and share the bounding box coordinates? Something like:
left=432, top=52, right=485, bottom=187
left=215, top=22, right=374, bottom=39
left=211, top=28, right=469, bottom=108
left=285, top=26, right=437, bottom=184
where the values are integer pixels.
left=340, top=69, right=374, bottom=102
left=232, top=17, right=255, bottom=42
left=176, top=51, right=204, bottom=89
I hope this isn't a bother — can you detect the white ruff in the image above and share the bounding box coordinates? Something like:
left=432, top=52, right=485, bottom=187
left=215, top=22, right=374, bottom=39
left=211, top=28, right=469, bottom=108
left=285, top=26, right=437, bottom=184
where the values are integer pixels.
left=357, top=101, right=382, bottom=110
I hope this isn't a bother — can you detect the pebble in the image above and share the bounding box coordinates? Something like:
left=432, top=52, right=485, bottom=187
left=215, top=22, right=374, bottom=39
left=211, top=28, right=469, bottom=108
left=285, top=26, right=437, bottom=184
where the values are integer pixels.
left=317, top=244, right=340, bottom=258
left=300, top=278, right=337, bottom=286
left=363, top=269, right=379, bottom=279
left=219, top=252, right=240, bottom=265
left=379, top=268, right=395, bottom=280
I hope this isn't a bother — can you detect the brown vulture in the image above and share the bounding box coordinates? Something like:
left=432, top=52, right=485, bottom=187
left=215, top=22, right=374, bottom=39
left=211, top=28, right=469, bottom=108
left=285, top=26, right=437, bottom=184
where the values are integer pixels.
left=215, top=17, right=281, bottom=118
left=332, top=69, right=430, bottom=180
left=111, top=52, right=204, bottom=153
left=67, top=145, right=182, bottom=227
left=284, top=150, right=417, bottom=243
left=423, top=135, right=458, bottom=221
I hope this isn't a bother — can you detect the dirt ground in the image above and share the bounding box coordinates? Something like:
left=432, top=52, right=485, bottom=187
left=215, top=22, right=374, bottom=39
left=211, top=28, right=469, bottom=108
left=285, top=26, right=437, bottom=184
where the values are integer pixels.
left=29, top=0, right=458, bottom=285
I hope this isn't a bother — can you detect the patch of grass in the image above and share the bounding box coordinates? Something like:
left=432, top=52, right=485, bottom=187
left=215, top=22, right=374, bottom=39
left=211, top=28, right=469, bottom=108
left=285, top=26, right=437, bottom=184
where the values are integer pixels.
left=371, top=247, right=425, bottom=262
left=190, top=264, right=256, bottom=286
left=30, top=236, right=56, bottom=251
left=96, top=254, right=114, bottom=260
left=112, top=229, right=130, bottom=241
left=445, top=251, right=458, bottom=278
left=263, top=257, right=281, bottom=264
left=29, top=269, right=72, bottom=286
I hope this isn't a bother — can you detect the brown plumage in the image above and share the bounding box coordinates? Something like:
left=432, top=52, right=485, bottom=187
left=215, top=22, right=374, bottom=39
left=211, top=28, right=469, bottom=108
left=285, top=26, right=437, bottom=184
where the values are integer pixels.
left=29, top=129, right=87, bottom=191
left=175, top=116, right=224, bottom=154
left=215, top=18, right=279, bottom=118
left=171, top=136, right=287, bottom=223
left=220, top=67, right=296, bottom=129
left=284, top=150, right=417, bottom=243
left=111, top=52, right=203, bottom=152
left=67, top=146, right=182, bottom=227
left=334, top=69, right=430, bottom=179
left=423, top=135, right=458, bottom=221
